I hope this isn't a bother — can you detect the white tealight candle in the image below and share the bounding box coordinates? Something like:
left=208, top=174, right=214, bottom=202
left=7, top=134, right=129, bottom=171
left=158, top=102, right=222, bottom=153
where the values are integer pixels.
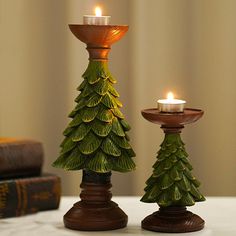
left=157, top=92, right=186, bottom=113
left=83, top=7, right=111, bottom=25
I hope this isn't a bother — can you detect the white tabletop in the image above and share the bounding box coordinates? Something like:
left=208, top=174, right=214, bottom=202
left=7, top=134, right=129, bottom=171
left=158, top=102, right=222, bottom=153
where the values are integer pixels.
left=0, top=196, right=235, bottom=236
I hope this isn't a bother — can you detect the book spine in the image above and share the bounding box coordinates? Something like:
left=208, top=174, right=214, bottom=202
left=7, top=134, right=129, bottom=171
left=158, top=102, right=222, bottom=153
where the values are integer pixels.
left=0, top=175, right=61, bottom=218
left=0, top=141, right=43, bottom=179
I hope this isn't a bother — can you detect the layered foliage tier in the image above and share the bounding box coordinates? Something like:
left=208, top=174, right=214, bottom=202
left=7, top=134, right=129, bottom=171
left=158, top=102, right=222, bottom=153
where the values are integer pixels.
left=141, top=133, right=205, bottom=207
left=53, top=61, right=136, bottom=173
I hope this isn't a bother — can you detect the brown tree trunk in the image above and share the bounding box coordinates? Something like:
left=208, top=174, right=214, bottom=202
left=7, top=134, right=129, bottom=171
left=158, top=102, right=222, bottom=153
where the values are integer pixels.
left=64, top=170, right=127, bottom=231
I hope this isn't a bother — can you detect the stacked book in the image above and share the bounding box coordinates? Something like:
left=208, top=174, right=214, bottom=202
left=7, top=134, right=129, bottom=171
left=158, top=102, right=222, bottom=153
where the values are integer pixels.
left=0, top=138, right=61, bottom=218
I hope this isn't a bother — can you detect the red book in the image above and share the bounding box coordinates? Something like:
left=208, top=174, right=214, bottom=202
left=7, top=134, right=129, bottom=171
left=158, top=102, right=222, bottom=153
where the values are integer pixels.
left=0, top=174, right=61, bottom=218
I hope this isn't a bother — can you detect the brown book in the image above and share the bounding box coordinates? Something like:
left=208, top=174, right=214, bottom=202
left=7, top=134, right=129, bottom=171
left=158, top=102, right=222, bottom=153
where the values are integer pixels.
left=0, top=138, right=43, bottom=179
left=0, top=173, right=61, bottom=218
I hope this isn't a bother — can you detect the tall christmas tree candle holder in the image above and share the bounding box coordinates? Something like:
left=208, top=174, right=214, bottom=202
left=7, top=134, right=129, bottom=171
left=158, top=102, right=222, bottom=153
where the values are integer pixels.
left=141, top=107, right=205, bottom=233
left=53, top=23, right=136, bottom=231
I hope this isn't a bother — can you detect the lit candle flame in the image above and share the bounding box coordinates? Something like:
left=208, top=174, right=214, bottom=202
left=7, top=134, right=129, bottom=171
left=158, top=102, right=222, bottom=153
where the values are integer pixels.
left=95, top=7, right=102, bottom=16
left=167, top=92, right=174, bottom=100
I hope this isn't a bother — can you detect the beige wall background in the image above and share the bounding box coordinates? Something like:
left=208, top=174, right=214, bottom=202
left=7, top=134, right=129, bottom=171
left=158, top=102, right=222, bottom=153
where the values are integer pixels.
left=1, top=0, right=236, bottom=196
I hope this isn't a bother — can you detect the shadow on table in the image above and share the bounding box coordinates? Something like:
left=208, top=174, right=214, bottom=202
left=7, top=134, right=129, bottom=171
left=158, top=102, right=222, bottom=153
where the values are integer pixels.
left=56, top=225, right=156, bottom=235
left=56, top=224, right=211, bottom=236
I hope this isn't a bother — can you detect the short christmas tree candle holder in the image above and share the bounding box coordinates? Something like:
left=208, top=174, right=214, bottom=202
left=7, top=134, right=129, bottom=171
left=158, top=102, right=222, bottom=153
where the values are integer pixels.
left=141, top=108, right=205, bottom=233
left=53, top=25, right=136, bottom=231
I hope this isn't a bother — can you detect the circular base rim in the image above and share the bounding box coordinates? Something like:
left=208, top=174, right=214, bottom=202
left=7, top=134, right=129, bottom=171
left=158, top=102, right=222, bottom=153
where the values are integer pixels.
left=63, top=201, right=128, bottom=231
left=141, top=209, right=205, bottom=233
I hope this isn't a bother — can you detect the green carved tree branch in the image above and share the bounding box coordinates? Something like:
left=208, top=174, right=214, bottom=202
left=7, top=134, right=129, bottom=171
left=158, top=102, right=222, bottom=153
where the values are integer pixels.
left=53, top=61, right=136, bottom=173
left=141, top=133, right=205, bottom=207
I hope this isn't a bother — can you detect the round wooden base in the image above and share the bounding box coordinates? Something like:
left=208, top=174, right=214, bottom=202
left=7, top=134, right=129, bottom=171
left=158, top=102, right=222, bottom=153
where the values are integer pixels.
left=142, top=207, right=204, bottom=233
left=64, top=200, right=127, bottom=231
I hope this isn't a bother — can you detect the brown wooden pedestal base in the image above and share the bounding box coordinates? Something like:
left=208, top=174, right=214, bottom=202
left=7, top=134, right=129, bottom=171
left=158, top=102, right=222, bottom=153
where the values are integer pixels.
left=142, top=206, right=204, bottom=233
left=64, top=200, right=127, bottom=231
left=63, top=170, right=127, bottom=231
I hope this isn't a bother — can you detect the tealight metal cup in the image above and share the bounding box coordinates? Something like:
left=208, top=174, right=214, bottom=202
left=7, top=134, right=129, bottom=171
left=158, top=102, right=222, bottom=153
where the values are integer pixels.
left=157, top=100, right=186, bottom=113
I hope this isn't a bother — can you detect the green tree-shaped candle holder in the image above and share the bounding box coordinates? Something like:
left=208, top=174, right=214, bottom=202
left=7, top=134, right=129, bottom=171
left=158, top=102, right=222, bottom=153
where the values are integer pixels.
left=141, top=108, right=205, bottom=233
left=53, top=25, right=135, bottom=231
